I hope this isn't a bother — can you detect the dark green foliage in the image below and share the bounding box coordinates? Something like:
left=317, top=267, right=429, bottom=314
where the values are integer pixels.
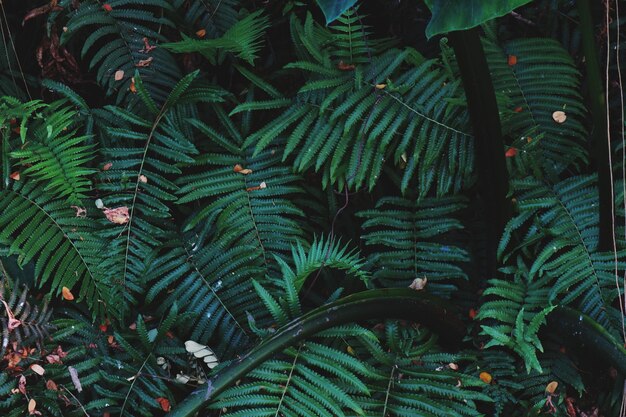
left=0, top=1, right=624, bottom=416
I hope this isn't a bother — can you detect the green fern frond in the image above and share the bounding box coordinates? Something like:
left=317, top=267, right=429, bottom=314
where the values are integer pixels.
left=357, top=195, right=468, bottom=295
left=60, top=0, right=182, bottom=103
left=483, top=30, right=588, bottom=176
left=164, top=10, right=270, bottom=65
left=0, top=180, right=110, bottom=317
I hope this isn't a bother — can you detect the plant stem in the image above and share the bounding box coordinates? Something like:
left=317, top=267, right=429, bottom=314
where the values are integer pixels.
left=448, top=28, right=510, bottom=279
left=577, top=0, right=613, bottom=251
left=167, top=289, right=464, bottom=417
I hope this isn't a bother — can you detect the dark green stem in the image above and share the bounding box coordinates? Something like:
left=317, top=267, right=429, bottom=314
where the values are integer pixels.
left=548, top=306, right=626, bottom=374
left=577, top=0, right=613, bottom=251
left=448, top=28, right=510, bottom=279
left=167, top=289, right=464, bottom=417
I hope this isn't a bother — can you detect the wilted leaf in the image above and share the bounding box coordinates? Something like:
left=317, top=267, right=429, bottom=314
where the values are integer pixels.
left=135, top=57, right=153, bottom=67
left=185, top=340, right=219, bottom=369
left=508, top=55, right=517, bottom=66
left=9, top=171, right=20, bottom=181
left=46, top=380, right=58, bottom=391
left=195, top=29, right=206, bottom=38
left=505, top=147, right=518, bottom=157
left=114, top=70, right=124, bottom=81
left=409, top=277, right=427, bottom=290
left=103, top=206, right=129, bottom=224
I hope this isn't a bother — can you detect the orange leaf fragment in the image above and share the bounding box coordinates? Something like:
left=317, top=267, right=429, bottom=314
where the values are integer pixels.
left=46, top=379, right=58, bottom=391
left=337, top=61, right=355, bottom=71
left=103, top=206, right=129, bottom=224
left=156, top=397, right=171, bottom=412
left=514, top=106, right=523, bottom=113
left=196, top=29, right=206, bottom=38
left=552, top=110, right=567, bottom=123
left=102, top=3, right=112, bottom=11
left=129, top=77, right=137, bottom=93
left=114, top=70, right=124, bottom=81
left=28, top=398, right=42, bottom=415
left=135, top=57, right=153, bottom=67
left=508, top=55, right=517, bottom=66
left=479, top=371, right=492, bottom=384
left=62, top=287, right=74, bottom=301
left=545, top=381, right=558, bottom=394
left=9, top=171, right=20, bottom=181
left=30, top=364, right=45, bottom=375
left=505, top=147, right=518, bottom=157
left=468, top=308, right=478, bottom=319
left=233, top=164, right=252, bottom=175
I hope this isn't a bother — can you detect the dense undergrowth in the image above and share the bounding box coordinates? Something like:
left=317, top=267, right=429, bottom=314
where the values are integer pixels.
left=0, top=0, right=625, bottom=416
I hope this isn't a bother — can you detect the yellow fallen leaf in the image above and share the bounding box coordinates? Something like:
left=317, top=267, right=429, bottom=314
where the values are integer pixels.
left=545, top=381, right=558, bottom=394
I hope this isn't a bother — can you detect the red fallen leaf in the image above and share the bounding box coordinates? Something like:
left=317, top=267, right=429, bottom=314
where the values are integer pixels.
left=129, top=78, right=137, bottom=93
left=468, top=308, right=478, bottom=319
left=514, top=106, right=523, bottom=113
left=135, top=57, right=153, bottom=67
left=102, top=162, right=113, bottom=171
left=62, top=286, right=74, bottom=301
left=9, top=118, right=16, bottom=125
left=11, top=127, right=20, bottom=134
left=99, top=324, right=108, bottom=332
left=508, top=55, right=517, bottom=66
left=337, top=60, right=355, bottom=71
left=195, top=29, right=206, bottom=38
left=102, top=3, right=112, bottom=11
left=9, top=171, right=20, bottom=181
left=156, top=397, right=171, bottom=412
left=505, top=147, right=518, bottom=157
left=139, top=37, right=156, bottom=53
left=565, top=397, right=576, bottom=417
left=165, top=331, right=174, bottom=339
left=103, top=206, right=129, bottom=224
left=46, top=379, right=58, bottom=391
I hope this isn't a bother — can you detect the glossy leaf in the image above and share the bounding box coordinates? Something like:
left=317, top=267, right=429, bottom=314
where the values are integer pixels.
left=424, top=0, right=532, bottom=38
left=315, top=0, right=358, bottom=24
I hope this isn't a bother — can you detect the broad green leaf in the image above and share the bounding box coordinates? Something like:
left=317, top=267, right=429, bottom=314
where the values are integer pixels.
left=424, top=0, right=532, bottom=38
left=315, top=0, right=358, bottom=24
